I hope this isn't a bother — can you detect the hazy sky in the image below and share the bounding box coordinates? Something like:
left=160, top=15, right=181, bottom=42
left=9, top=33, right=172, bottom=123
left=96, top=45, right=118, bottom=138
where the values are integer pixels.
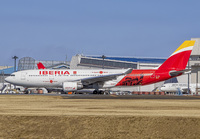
left=0, top=0, right=200, bottom=66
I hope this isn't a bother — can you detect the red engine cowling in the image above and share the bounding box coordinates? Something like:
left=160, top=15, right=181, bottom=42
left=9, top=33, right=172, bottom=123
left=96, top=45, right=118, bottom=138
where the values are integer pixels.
left=63, top=82, right=83, bottom=92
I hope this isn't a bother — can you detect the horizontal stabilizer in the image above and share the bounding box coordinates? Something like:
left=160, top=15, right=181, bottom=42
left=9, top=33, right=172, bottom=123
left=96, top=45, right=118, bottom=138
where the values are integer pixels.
left=169, top=69, right=191, bottom=77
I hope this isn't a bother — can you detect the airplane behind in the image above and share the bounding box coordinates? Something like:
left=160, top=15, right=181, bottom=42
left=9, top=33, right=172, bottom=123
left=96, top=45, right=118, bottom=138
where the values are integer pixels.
left=5, top=40, right=195, bottom=94
left=160, top=83, right=200, bottom=94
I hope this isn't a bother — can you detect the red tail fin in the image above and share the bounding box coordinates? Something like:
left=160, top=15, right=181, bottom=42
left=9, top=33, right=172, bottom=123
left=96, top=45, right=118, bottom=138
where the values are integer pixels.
left=37, top=62, right=46, bottom=69
left=158, top=40, right=195, bottom=71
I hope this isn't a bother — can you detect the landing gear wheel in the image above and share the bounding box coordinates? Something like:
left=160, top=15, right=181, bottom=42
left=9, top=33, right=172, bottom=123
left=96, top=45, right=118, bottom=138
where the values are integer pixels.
left=99, top=90, right=104, bottom=94
left=93, top=90, right=98, bottom=94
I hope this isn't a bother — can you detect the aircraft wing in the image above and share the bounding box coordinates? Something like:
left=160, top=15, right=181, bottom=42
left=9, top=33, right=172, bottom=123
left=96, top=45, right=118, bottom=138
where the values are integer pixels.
left=80, top=68, right=133, bottom=85
left=169, top=69, right=191, bottom=77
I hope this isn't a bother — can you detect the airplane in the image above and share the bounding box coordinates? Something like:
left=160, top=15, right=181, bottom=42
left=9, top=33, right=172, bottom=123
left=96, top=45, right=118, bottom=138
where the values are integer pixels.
left=160, top=83, right=200, bottom=94
left=5, top=40, right=195, bottom=94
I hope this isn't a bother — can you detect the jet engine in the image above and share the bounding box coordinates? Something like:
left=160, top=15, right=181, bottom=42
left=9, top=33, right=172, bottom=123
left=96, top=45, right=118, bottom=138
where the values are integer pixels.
left=63, top=82, right=83, bottom=92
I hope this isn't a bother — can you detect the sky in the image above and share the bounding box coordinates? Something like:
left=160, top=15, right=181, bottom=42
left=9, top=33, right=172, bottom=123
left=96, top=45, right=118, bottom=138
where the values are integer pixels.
left=0, top=0, right=200, bottom=66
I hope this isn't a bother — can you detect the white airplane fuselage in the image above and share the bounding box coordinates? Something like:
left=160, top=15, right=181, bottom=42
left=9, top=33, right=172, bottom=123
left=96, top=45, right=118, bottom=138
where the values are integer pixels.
left=5, top=69, right=126, bottom=89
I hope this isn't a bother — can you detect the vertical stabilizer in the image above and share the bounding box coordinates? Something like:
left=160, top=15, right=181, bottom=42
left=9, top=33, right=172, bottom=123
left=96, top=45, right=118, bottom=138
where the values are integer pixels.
left=37, top=62, right=46, bottom=69
left=158, top=40, right=195, bottom=71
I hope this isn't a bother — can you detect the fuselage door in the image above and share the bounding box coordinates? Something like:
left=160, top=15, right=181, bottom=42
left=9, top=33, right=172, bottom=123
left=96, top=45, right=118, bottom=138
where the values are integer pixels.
left=49, top=74, right=54, bottom=80
left=21, top=72, right=27, bottom=80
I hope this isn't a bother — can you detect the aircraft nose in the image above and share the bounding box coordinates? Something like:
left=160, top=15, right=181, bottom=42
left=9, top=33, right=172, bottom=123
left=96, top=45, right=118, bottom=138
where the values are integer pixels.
left=5, top=77, right=10, bottom=82
left=5, top=76, right=12, bottom=83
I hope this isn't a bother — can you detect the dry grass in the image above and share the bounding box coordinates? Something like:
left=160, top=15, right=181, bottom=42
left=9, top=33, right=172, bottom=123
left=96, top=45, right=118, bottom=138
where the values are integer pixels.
left=0, top=95, right=200, bottom=138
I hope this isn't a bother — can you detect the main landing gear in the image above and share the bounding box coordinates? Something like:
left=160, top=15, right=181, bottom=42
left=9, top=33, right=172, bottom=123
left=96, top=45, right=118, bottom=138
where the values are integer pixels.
left=93, top=90, right=104, bottom=94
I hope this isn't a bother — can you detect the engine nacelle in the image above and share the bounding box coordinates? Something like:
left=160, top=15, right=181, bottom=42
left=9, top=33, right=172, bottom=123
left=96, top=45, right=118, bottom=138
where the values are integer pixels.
left=63, top=82, right=83, bottom=92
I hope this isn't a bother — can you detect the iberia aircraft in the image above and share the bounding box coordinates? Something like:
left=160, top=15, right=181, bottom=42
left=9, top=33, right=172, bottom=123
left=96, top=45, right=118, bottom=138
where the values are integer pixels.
left=5, top=40, right=195, bottom=94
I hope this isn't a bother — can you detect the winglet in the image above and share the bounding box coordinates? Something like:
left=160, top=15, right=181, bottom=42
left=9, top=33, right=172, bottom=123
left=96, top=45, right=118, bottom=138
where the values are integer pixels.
left=124, top=68, right=133, bottom=74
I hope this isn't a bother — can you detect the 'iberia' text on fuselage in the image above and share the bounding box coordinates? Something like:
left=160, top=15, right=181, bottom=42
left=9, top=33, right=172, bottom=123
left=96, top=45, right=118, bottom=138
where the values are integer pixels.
left=39, top=71, right=70, bottom=75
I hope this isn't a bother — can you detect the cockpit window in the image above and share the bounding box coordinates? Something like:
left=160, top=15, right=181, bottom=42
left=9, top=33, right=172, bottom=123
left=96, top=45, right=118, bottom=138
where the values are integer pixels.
left=10, top=74, right=15, bottom=76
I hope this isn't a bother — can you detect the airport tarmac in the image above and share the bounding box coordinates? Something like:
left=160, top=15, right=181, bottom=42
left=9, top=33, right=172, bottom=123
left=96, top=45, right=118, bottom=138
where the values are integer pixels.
left=1, top=93, right=200, bottom=99
left=62, top=94, right=200, bottom=99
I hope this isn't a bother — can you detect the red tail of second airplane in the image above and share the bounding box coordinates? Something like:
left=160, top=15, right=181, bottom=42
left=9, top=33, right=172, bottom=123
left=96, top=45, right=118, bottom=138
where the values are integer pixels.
left=37, top=62, right=46, bottom=69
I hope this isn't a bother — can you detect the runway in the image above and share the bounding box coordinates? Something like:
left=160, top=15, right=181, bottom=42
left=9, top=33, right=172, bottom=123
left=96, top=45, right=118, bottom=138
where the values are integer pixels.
left=1, top=93, right=200, bottom=99
left=62, top=94, right=200, bottom=99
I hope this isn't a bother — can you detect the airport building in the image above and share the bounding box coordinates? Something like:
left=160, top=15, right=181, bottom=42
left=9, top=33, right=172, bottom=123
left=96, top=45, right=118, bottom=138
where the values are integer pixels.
left=190, top=38, right=200, bottom=94
left=18, top=57, right=70, bottom=70
left=0, top=66, right=14, bottom=84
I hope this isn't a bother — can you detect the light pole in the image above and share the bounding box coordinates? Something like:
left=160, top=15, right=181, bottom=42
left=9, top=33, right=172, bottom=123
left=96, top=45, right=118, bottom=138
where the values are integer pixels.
left=12, top=56, right=18, bottom=72
left=187, top=59, right=190, bottom=94
left=102, top=55, right=106, bottom=69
